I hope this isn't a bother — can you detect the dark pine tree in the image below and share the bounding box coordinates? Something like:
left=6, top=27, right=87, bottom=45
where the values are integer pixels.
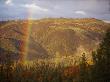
left=78, top=53, right=90, bottom=82
left=92, top=29, right=110, bottom=82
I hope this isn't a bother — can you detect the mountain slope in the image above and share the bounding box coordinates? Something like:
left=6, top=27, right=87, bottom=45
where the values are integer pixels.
left=0, top=18, right=110, bottom=61
left=30, top=18, right=110, bottom=58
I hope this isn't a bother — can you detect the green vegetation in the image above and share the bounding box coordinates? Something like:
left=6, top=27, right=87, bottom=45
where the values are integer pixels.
left=91, top=29, right=110, bottom=82
left=78, top=29, right=110, bottom=82
left=78, top=53, right=90, bottom=82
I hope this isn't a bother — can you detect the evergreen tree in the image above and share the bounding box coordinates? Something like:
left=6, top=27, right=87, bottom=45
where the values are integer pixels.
left=79, top=53, right=89, bottom=82
left=92, top=29, right=110, bottom=82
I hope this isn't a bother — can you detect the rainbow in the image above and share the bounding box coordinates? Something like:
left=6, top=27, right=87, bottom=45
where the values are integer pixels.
left=19, top=20, right=32, bottom=64
left=19, top=8, right=33, bottom=64
left=0, top=21, right=32, bottom=64
left=0, top=8, right=34, bottom=64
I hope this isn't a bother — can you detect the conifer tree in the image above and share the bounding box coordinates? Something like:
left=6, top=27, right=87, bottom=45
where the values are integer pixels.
left=92, top=29, right=110, bottom=82
left=79, top=53, right=89, bottom=82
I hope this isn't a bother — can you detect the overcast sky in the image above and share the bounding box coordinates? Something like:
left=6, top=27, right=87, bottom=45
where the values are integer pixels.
left=0, top=0, right=110, bottom=20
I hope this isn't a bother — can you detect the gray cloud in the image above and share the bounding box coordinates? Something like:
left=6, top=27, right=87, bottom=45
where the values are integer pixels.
left=0, top=0, right=110, bottom=20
